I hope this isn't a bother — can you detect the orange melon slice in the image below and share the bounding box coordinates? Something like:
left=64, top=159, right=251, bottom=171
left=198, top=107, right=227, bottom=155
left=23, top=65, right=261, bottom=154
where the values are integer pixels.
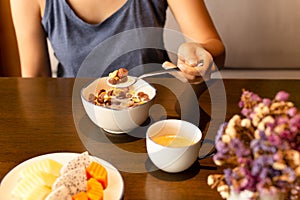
left=86, top=161, right=108, bottom=189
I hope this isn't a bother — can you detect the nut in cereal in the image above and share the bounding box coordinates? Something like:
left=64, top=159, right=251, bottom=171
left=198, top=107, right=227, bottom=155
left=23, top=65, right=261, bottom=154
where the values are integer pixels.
left=108, top=68, right=129, bottom=85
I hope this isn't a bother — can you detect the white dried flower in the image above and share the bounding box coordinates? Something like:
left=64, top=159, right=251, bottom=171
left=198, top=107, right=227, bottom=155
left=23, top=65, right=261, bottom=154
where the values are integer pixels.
left=207, top=175, right=214, bottom=186
left=254, top=129, right=261, bottom=139
left=222, top=135, right=231, bottom=144
left=217, top=184, right=229, bottom=193
left=214, top=159, right=224, bottom=166
left=273, top=162, right=287, bottom=170
left=295, top=166, right=300, bottom=176
left=252, top=116, right=260, bottom=127
left=274, top=124, right=285, bottom=134
left=220, top=191, right=230, bottom=199
left=225, top=127, right=236, bottom=138
left=241, top=118, right=251, bottom=128
left=228, top=115, right=241, bottom=127
left=257, top=121, right=265, bottom=131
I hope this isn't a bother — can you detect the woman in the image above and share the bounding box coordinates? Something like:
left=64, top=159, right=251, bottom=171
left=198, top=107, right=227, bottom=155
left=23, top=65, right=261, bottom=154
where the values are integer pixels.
left=10, top=0, right=225, bottom=82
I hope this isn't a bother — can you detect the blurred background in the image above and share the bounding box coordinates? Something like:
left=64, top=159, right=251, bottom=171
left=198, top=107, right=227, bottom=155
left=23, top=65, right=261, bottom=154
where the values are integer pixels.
left=1, top=0, right=300, bottom=78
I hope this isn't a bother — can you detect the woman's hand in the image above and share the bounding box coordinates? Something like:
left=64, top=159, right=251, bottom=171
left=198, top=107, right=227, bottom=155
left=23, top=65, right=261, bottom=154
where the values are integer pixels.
left=176, top=42, right=216, bottom=84
left=166, top=0, right=225, bottom=82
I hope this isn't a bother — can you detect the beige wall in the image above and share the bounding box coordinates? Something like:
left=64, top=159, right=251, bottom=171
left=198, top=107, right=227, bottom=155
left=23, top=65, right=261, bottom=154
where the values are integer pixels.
left=165, top=1, right=300, bottom=69
left=205, top=0, right=300, bottom=69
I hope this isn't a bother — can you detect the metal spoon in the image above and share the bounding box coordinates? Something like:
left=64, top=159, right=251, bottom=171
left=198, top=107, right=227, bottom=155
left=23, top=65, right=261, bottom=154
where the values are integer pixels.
left=106, top=60, right=204, bottom=88
left=106, top=62, right=179, bottom=88
left=106, top=69, right=178, bottom=88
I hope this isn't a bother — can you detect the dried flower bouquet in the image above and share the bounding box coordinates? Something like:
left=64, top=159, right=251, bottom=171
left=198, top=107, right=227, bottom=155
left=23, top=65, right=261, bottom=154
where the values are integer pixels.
left=208, top=90, right=300, bottom=200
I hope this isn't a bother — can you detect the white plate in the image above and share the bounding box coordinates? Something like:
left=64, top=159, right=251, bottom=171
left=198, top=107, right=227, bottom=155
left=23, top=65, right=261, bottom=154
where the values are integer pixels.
left=0, top=152, right=124, bottom=200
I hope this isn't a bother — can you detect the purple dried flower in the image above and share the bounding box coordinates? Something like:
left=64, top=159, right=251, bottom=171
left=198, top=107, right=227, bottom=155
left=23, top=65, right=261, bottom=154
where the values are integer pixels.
left=215, top=140, right=228, bottom=153
left=224, top=168, right=233, bottom=185
left=290, top=114, right=300, bottom=129
left=279, top=130, right=293, bottom=142
left=235, top=167, right=256, bottom=192
left=251, top=93, right=262, bottom=102
left=258, top=130, right=268, bottom=140
left=275, top=91, right=289, bottom=101
left=238, top=157, right=252, bottom=166
left=251, top=155, right=273, bottom=177
left=250, top=139, right=262, bottom=154
left=283, top=167, right=297, bottom=183
left=210, top=90, right=300, bottom=199
left=262, top=98, right=272, bottom=106
left=276, top=116, right=289, bottom=125
left=238, top=100, right=244, bottom=108
left=216, top=122, right=227, bottom=142
left=288, top=107, right=298, bottom=117
left=241, top=108, right=251, bottom=117
left=259, top=168, right=269, bottom=180
left=268, top=133, right=282, bottom=146
left=255, top=178, right=273, bottom=192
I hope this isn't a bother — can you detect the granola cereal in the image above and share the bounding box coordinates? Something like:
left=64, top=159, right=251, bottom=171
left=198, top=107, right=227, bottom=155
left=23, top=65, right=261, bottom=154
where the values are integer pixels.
left=108, top=68, right=128, bottom=85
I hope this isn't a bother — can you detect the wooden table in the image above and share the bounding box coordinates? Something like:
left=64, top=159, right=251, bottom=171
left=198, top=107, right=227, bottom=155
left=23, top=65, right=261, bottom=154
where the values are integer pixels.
left=1, top=77, right=300, bottom=199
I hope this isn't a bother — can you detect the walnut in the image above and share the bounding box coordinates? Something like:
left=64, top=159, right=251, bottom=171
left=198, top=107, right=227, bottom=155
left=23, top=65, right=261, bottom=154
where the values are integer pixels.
left=117, top=68, right=128, bottom=78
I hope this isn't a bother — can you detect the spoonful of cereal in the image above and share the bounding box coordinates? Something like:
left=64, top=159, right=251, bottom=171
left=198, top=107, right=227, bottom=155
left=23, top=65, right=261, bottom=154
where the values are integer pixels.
left=106, top=62, right=190, bottom=88
left=106, top=68, right=132, bottom=87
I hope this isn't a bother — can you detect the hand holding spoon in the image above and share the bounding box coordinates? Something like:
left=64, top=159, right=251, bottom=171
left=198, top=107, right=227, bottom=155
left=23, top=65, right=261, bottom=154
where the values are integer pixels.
left=106, top=60, right=204, bottom=88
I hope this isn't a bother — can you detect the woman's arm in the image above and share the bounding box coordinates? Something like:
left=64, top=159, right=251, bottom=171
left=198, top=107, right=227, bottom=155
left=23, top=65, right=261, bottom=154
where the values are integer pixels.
left=167, top=0, right=225, bottom=82
left=10, top=0, right=51, bottom=77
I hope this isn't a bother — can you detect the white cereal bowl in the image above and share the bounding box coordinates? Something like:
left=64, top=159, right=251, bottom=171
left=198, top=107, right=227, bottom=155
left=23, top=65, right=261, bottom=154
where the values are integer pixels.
left=81, top=77, right=156, bottom=134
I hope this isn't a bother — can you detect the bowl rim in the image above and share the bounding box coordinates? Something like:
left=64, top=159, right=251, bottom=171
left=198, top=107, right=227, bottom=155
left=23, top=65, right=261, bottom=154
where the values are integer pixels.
left=146, top=119, right=202, bottom=149
left=80, top=77, right=157, bottom=111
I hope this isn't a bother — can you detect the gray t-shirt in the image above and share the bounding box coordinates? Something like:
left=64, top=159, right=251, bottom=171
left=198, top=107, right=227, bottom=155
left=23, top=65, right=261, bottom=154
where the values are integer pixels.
left=42, top=0, right=170, bottom=77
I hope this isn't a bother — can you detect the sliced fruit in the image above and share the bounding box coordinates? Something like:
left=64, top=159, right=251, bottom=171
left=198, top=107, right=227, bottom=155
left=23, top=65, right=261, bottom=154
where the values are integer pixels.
left=12, top=170, right=57, bottom=198
left=45, top=185, right=72, bottom=200
left=24, top=185, right=51, bottom=200
left=87, top=188, right=104, bottom=200
left=72, top=191, right=88, bottom=200
left=52, top=167, right=87, bottom=196
left=31, top=170, right=57, bottom=187
left=87, top=178, right=103, bottom=191
left=86, top=161, right=108, bottom=189
left=60, top=152, right=92, bottom=175
left=20, top=158, right=62, bottom=178
left=12, top=176, right=44, bottom=199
